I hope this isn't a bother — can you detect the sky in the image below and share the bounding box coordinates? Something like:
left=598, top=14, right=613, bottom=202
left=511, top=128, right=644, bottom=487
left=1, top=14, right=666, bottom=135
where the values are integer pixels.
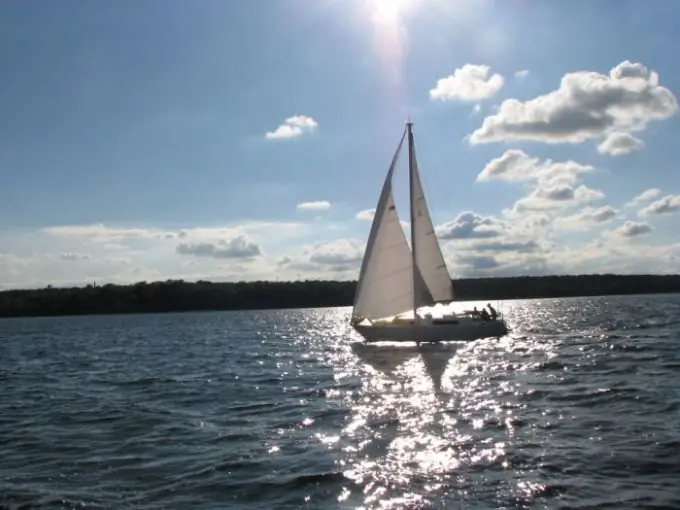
left=1, top=0, right=680, bottom=289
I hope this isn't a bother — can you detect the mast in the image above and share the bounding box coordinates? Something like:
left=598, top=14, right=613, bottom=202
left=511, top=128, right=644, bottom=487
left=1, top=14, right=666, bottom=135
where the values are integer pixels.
left=407, top=120, right=418, bottom=327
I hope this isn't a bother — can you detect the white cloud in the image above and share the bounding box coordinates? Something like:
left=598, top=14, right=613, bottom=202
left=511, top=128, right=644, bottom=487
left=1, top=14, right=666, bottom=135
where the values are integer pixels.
left=429, top=64, right=504, bottom=101
left=444, top=228, right=680, bottom=278
left=514, top=69, right=530, bottom=80
left=438, top=209, right=677, bottom=277
left=0, top=248, right=140, bottom=289
left=0, top=253, right=27, bottom=276
left=42, top=224, right=164, bottom=242
left=513, top=184, right=604, bottom=213
left=626, top=188, right=662, bottom=207
left=609, top=220, right=653, bottom=238
left=278, top=238, right=364, bottom=277
left=59, top=252, right=91, bottom=262
left=475, top=150, right=603, bottom=216
left=436, top=211, right=504, bottom=240
left=445, top=244, right=551, bottom=278
left=265, top=115, right=318, bottom=140
left=0, top=221, right=321, bottom=289
left=281, top=211, right=555, bottom=280
left=354, top=208, right=410, bottom=232
left=639, top=194, right=680, bottom=216
left=476, top=149, right=593, bottom=183
left=435, top=211, right=553, bottom=278
left=448, top=252, right=551, bottom=278
left=469, top=60, right=678, bottom=145
left=356, top=209, right=375, bottom=221
left=554, top=206, right=618, bottom=229
left=548, top=240, right=680, bottom=275
left=297, top=201, right=331, bottom=211
left=597, top=132, right=644, bottom=156
left=42, top=222, right=308, bottom=245
left=176, top=234, right=262, bottom=260
left=3, top=210, right=679, bottom=289
left=477, top=149, right=540, bottom=182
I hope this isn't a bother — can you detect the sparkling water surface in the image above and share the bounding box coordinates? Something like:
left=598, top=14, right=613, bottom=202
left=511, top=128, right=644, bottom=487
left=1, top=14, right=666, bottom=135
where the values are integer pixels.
left=1, top=294, right=680, bottom=509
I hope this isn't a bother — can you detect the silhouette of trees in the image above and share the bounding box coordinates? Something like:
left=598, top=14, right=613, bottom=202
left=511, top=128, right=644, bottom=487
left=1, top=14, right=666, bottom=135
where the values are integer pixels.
left=0, top=274, right=679, bottom=318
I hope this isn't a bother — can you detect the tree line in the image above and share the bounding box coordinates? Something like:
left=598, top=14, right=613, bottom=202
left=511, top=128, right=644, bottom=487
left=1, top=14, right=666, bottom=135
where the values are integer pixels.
left=0, top=273, right=679, bottom=318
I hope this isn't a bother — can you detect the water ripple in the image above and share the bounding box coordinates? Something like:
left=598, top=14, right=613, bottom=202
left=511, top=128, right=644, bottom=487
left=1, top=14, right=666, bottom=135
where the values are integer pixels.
left=1, top=296, right=680, bottom=509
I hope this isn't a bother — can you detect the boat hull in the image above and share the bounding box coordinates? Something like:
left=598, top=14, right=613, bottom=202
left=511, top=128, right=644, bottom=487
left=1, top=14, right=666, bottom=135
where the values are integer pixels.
left=353, top=318, right=508, bottom=343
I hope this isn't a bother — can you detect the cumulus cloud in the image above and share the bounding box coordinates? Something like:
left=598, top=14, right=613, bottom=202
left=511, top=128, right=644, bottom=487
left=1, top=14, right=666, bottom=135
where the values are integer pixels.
left=639, top=194, right=680, bottom=216
left=547, top=239, right=680, bottom=275
left=176, top=234, right=262, bottom=260
left=626, top=188, right=662, bottom=207
left=436, top=211, right=504, bottom=240
left=449, top=252, right=552, bottom=278
left=434, top=211, right=553, bottom=278
left=554, top=206, right=618, bottom=229
left=355, top=209, right=375, bottom=221
left=429, top=64, right=504, bottom=101
left=297, top=200, right=331, bottom=211
left=2, top=219, right=330, bottom=288
left=279, top=239, right=364, bottom=275
left=476, top=150, right=604, bottom=216
left=265, top=115, right=318, bottom=140
left=477, top=149, right=593, bottom=183
left=353, top=208, right=410, bottom=232
left=59, top=252, right=91, bottom=261
left=514, top=184, right=604, bottom=213
left=515, top=69, right=530, bottom=80
left=282, top=211, right=554, bottom=280
left=5, top=210, right=679, bottom=288
left=469, top=61, right=677, bottom=145
left=597, top=132, right=644, bottom=156
left=476, top=149, right=540, bottom=182
left=437, top=208, right=675, bottom=277
left=610, top=221, right=653, bottom=238
left=445, top=237, right=553, bottom=278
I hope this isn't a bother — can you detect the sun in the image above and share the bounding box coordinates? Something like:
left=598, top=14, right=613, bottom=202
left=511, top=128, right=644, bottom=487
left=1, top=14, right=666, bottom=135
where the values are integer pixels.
left=368, top=0, right=416, bottom=25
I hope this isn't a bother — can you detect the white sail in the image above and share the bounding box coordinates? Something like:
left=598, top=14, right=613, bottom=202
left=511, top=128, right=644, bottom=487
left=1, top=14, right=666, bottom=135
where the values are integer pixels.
left=408, top=127, right=455, bottom=303
left=352, top=130, right=418, bottom=321
left=351, top=121, right=509, bottom=344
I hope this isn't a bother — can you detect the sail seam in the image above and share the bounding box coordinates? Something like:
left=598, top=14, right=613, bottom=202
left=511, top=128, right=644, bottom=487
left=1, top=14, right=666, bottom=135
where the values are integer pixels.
left=362, top=266, right=413, bottom=282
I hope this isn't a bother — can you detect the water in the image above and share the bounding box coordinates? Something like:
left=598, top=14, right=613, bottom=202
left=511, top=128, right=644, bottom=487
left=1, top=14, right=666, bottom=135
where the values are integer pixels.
left=1, top=294, right=680, bottom=509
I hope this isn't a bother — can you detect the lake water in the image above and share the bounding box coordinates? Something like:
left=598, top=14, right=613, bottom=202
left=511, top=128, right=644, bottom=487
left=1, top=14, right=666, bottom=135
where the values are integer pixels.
left=1, top=294, right=680, bottom=509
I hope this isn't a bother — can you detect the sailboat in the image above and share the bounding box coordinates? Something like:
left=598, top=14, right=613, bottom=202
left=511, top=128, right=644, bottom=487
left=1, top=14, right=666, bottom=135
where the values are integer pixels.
left=350, top=121, right=509, bottom=343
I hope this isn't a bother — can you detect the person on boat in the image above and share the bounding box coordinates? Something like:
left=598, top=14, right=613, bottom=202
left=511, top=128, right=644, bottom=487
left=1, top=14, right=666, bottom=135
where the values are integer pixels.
left=480, top=308, right=490, bottom=321
left=471, top=306, right=479, bottom=318
left=351, top=315, right=366, bottom=326
left=487, top=303, right=498, bottom=320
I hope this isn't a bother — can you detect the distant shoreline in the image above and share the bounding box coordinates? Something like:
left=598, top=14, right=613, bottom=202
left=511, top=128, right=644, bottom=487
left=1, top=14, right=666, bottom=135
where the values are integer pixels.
left=1, top=274, right=679, bottom=319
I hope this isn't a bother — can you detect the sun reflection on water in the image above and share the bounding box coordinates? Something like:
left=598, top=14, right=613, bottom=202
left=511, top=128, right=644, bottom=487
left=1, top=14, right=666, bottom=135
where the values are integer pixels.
left=309, top=304, right=557, bottom=508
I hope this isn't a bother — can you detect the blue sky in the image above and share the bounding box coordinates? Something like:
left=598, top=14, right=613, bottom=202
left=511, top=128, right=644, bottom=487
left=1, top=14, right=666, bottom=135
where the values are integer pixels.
left=1, top=0, right=680, bottom=288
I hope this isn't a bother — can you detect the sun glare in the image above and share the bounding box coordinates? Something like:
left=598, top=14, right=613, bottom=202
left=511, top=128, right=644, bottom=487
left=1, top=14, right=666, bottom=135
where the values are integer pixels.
left=369, top=0, right=415, bottom=25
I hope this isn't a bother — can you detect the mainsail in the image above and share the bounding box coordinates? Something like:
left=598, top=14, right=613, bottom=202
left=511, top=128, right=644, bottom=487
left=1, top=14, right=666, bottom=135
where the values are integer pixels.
left=352, top=130, right=419, bottom=321
left=352, top=123, right=452, bottom=322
